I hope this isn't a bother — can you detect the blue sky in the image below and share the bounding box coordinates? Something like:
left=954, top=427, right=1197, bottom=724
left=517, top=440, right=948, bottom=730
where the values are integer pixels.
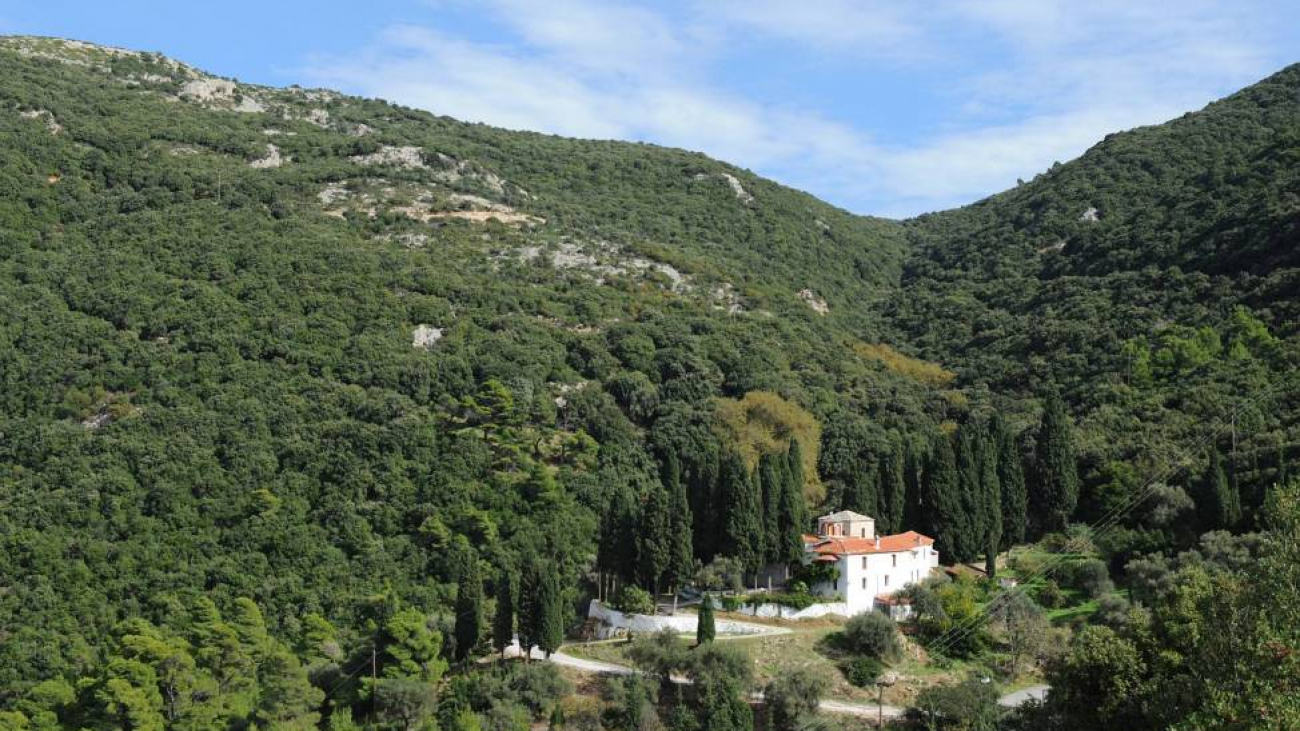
left=4, top=1, right=1299, bottom=217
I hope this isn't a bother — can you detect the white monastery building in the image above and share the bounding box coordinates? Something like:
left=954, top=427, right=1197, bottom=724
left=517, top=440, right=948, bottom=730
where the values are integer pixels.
left=803, top=510, right=940, bottom=615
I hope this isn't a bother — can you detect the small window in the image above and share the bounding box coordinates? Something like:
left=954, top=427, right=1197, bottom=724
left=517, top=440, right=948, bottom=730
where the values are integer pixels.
left=884, top=575, right=890, bottom=587
left=862, top=577, right=867, bottom=589
left=833, top=579, right=838, bottom=591
left=862, top=556, right=868, bottom=569
left=860, top=528, right=867, bottom=537
left=892, top=555, right=897, bottom=568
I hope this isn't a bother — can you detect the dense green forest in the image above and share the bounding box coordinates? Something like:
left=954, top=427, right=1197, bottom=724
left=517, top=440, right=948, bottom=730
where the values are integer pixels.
left=0, top=37, right=1297, bottom=731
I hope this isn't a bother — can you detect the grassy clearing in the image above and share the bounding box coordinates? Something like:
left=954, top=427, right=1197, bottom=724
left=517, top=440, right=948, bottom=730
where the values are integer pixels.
left=561, top=615, right=1047, bottom=709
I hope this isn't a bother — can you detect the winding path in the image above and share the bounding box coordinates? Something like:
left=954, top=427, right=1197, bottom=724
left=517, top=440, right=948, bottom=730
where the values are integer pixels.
left=508, top=638, right=1046, bottom=719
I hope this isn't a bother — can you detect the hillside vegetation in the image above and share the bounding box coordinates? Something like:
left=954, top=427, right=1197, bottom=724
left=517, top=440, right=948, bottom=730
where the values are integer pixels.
left=0, top=37, right=1298, bottom=731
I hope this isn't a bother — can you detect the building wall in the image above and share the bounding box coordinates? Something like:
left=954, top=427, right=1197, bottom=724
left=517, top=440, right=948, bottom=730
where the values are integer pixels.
left=809, top=545, right=939, bottom=615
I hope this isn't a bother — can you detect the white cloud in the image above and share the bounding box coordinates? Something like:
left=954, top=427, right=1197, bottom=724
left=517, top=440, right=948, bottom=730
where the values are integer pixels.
left=302, top=0, right=1294, bottom=217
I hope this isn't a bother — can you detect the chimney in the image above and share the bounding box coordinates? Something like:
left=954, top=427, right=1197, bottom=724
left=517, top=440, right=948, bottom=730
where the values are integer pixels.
left=914, top=535, right=922, bottom=546
left=875, top=536, right=881, bottom=549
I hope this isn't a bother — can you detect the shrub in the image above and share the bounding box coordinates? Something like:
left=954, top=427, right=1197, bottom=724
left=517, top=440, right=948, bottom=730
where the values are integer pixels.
left=763, top=667, right=830, bottom=731
left=913, top=678, right=1001, bottom=730
left=739, top=591, right=817, bottom=610
left=1067, top=559, right=1114, bottom=599
left=612, top=586, right=655, bottom=615
left=842, top=611, right=902, bottom=661
left=839, top=656, right=883, bottom=687
left=1036, top=580, right=1066, bottom=609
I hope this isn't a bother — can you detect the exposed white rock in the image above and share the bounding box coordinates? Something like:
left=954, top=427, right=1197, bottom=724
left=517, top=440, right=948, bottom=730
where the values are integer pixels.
left=348, top=123, right=375, bottom=137
left=694, top=172, right=753, bottom=204
left=303, top=108, right=331, bottom=127
left=712, top=283, right=745, bottom=314
left=318, top=183, right=350, bottom=205
left=387, top=232, right=429, bottom=249
left=248, top=143, right=284, bottom=169
left=1080, top=206, right=1100, bottom=222
left=19, top=109, right=61, bottom=135
left=180, top=77, right=233, bottom=101
left=81, top=411, right=113, bottom=430
left=1037, top=241, right=1067, bottom=254
left=179, top=78, right=265, bottom=113
left=553, top=380, right=590, bottom=407
left=720, top=173, right=754, bottom=204
left=430, top=153, right=508, bottom=195
left=351, top=145, right=427, bottom=169
left=412, top=325, right=444, bottom=349
left=798, top=289, right=829, bottom=315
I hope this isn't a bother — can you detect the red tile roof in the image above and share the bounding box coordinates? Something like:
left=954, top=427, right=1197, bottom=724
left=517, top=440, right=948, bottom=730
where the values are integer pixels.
left=807, top=531, right=934, bottom=557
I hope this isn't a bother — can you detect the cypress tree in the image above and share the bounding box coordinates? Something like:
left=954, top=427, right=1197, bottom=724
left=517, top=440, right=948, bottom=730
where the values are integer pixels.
left=954, top=428, right=983, bottom=564
left=759, top=453, right=784, bottom=563
left=1196, top=447, right=1241, bottom=531
left=720, top=449, right=764, bottom=575
left=994, top=416, right=1028, bottom=549
left=696, top=596, right=716, bottom=645
left=518, top=558, right=540, bottom=660
left=978, top=428, right=1002, bottom=578
left=491, top=571, right=514, bottom=659
left=847, top=464, right=879, bottom=523
left=1279, top=443, right=1290, bottom=487
left=598, top=487, right=640, bottom=598
left=904, top=437, right=926, bottom=532
left=663, top=452, right=695, bottom=600
left=535, top=562, right=565, bottom=659
left=775, top=454, right=808, bottom=564
left=923, top=433, right=963, bottom=564
left=692, top=448, right=722, bottom=563
left=637, top=484, right=674, bottom=596
left=453, top=547, right=484, bottom=661
left=1032, top=393, right=1081, bottom=535
left=881, top=440, right=907, bottom=535
left=785, top=438, right=806, bottom=506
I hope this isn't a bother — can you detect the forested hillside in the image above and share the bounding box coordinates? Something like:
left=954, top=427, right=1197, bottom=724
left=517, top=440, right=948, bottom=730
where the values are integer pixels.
left=889, top=64, right=1300, bottom=531
left=0, top=37, right=1298, bottom=731
left=0, top=36, right=947, bottom=696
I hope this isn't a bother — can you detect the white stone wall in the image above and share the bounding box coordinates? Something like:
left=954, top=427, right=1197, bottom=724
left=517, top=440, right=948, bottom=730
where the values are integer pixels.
left=587, top=601, right=788, bottom=639
left=739, top=601, right=851, bottom=619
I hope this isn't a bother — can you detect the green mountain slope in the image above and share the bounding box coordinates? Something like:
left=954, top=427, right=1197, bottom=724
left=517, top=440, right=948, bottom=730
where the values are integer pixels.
left=0, top=37, right=945, bottom=690
left=0, top=36, right=1298, bottom=721
left=886, top=65, right=1300, bottom=503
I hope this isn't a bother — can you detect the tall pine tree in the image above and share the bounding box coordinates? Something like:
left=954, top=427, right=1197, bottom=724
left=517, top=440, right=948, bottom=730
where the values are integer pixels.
left=696, top=597, right=716, bottom=645
left=954, top=428, right=983, bottom=564
left=523, top=561, right=565, bottom=659
left=775, top=450, right=809, bottom=565
left=597, top=487, right=639, bottom=600
left=758, top=453, right=785, bottom=564
left=922, top=433, right=963, bottom=564
left=637, top=483, right=674, bottom=596
left=904, top=437, right=926, bottom=532
left=994, top=416, right=1028, bottom=550
left=720, top=450, right=764, bottom=576
left=880, top=440, right=907, bottom=535
left=1032, top=393, right=1081, bottom=535
left=977, top=428, right=1002, bottom=578
left=491, top=571, right=514, bottom=659
left=453, top=547, right=484, bottom=661
left=663, top=452, right=695, bottom=605
left=1194, top=447, right=1241, bottom=531
left=846, top=463, right=879, bottom=523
